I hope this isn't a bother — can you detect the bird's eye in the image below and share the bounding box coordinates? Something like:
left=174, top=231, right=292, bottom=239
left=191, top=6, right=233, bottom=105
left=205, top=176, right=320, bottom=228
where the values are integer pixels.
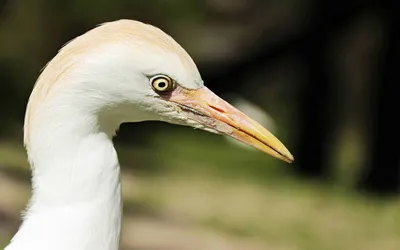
left=150, top=75, right=176, bottom=93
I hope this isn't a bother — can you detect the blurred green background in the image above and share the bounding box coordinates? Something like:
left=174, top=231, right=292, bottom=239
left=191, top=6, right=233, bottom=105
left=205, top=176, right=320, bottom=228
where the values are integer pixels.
left=0, top=1, right=399, bottom=249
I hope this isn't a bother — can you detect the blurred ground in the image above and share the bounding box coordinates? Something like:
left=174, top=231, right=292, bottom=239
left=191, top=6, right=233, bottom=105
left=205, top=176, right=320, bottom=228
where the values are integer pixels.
left=0, top=129, right=399, bottom=250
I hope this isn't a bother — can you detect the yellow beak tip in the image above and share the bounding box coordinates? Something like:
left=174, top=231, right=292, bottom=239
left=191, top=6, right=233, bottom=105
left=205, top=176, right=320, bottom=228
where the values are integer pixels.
left=279, top=150, right=294, bottom=163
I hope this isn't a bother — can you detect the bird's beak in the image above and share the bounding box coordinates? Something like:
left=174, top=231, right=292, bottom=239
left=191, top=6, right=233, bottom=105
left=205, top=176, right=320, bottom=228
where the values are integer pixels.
left=168, top=86, right=294, bottom=163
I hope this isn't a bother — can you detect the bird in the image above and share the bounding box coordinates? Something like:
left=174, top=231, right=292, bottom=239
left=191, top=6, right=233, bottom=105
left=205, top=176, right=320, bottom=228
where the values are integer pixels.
left=5, top=19, right=293, bottom=250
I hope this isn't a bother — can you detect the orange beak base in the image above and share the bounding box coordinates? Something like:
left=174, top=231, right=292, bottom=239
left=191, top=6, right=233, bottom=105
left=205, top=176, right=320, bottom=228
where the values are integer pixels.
left=165, top=86, right=294, bottom=163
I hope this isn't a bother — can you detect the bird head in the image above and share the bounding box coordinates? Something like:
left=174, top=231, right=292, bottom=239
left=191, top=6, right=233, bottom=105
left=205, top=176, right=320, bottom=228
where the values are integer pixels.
left=26, top=20, right=293, bottom=163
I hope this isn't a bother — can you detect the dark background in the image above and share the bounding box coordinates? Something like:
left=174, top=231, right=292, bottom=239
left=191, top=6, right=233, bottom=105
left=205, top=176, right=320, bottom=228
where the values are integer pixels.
left=0, top=1, right=399, bottom=249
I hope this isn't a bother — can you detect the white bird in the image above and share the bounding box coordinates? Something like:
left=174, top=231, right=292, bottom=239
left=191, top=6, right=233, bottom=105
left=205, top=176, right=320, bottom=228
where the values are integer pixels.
left=5, top=19, right=293, bottom=250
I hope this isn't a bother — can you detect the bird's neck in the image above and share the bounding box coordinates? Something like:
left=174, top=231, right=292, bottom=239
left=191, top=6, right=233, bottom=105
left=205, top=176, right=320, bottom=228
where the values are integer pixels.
left=7, top=106, right=123, bottom=250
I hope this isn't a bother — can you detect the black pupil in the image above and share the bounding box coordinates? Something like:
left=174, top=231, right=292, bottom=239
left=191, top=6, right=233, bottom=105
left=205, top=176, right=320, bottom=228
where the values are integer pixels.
left=158, top=81, right=167, bottom=88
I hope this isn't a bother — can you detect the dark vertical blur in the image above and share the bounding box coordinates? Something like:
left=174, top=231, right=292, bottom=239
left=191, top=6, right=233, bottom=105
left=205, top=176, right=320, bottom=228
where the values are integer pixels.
left=359, top=0, right=400, bottom=195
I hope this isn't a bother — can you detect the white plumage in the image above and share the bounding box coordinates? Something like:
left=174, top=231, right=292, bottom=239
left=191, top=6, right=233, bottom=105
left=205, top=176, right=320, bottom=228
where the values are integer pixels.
left=5, top=19, right=293, bottom=250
